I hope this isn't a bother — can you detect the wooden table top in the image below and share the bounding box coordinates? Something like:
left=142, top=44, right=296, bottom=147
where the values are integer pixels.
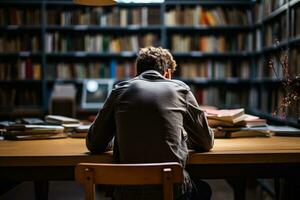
left=1, top=136, right=300, bottom=166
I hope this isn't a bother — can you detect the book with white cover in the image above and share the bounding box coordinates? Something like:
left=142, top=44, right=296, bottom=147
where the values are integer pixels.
left=45, top=115, right=80, bottom=124
left=267, top=125, right=300, bottom=136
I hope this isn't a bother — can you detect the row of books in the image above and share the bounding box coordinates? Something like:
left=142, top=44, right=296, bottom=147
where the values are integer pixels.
left=2, top=56, right=296, bottom=82
left=165, top=6, right=252, bottom=26
left=47, top=7, right=160, bottom=26
left=260, top=87, right=284, bottom=116
left=0, top=59, right=41, bottom=80
left=254, top=55, right=285, bottom=79
left=264, top=14, right=287, bottom=47
left=1, top=52, right=297, bottom=81
left=47, top=61, right=135, bottom=80
left=257, top=86, right=300, bottom=119
left=260, top=87, right=299, bottom=119
left=0, top=8, right=41, bottom=26
left=253, top=29, right=262, bottom=51
left=45, top=33, right=159, bottom=53
left=171, top=34, right=253, bottom=53
left=294, top=7, right=300, bottom=37
left=179, top=61, right=251, bottom=79
left=179, top=56, right=300, bottom=80
left=0, top=88, right=41, bottom=108
left=252, top=3, right=263, bottom=23
left=263, top=0, right=286, bottom=16
left=191, top=86, right=259, bottom=108
left=0, top=35, right=40, bottom=53
left=43, top=54, right=300, bottom=81
left=254, top=49, right=300, bottom=79
left=290, top=48, right=300, bottom=76
left=1, top=115, right=90, bottom=140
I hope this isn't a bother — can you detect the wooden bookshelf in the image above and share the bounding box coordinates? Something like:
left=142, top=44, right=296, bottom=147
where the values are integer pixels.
left=0, top=0, right=299, bottom=125
left=255, top=0, right=300, bottom=127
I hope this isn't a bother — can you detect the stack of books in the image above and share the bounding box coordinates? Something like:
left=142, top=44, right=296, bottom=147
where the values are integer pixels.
left=69, top=124, right=91, bottom=138
left=45, top=115, right=90, bottom=138
left=204, top=108, right=269, bottom=138
left=45, top=115, right=81, bottom=132
left=4, top=124, right=67, bottom=140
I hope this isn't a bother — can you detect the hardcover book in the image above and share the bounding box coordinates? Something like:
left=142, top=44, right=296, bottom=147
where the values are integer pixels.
left=45, top=115, right=80, bottom=125
left=205, top=108, right=245, bottom=123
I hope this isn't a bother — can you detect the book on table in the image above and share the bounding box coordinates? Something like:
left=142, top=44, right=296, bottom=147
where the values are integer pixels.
left=205, top=107, right=267, bottom=128
left=45, top=115, right=81, bottom=132
left=45, top=115, right=80, bottom=125
left=6, top=124, right=64, bottom=133
left=68, top=124, right=91, bottom=138
left=213, top=126, right=271, bottom=138
left=267, top=125, right=300, bottom=136
left=4, top=124, right=67, bottom=140
left=4, top=133, right=68, bottom=140
left=205, top=108, right=245, bottom=123
left=206, top=108, right=269, bottom=138
left=234, top=114, right=267, bottom=127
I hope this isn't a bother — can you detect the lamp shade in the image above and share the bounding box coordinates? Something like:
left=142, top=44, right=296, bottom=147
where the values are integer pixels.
left=74, top=0, right=116, bottom=6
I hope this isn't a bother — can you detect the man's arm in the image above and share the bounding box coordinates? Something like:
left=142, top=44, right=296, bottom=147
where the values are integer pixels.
left=184, top=91, right=214, bottom=152
left=86, top=90, right=116, bottom=154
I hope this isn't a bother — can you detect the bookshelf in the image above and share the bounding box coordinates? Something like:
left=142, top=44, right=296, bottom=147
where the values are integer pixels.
left=0, top=0, right=44, bottom=120
left=254, top=0, right=300, bottom=126
left=164, top=0, right=256, bottom=112
left=0, top=0, right=299, bottom=126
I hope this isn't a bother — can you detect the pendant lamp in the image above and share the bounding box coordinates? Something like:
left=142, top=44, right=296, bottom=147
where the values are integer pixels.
left=74, top=0, right=116, bottom=6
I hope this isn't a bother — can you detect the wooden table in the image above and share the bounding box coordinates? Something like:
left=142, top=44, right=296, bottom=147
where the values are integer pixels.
left=1, top=137, right=300, bottom=177
left=1, top=137, right=300, bottom=199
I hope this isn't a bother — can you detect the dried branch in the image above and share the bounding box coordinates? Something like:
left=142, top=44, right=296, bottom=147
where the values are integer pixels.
left=269, top=41, right=300, bottom=119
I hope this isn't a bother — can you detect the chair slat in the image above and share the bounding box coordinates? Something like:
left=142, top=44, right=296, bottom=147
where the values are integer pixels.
left=75, top=162, right=184, bottom=200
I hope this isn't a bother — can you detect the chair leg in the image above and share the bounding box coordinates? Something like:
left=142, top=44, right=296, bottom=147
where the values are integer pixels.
left=226, top=178, right=246, bottom=200
left=34, top=181, right=49, bottom=200
left=163, top=168, right=173, bottom=200
left=84, top=168, right=96, bottom=200
left=84, top=183, right=95, bottom=200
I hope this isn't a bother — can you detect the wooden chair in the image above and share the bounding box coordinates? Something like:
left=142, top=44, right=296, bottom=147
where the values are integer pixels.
left=75, top=162, right=184, bottom=200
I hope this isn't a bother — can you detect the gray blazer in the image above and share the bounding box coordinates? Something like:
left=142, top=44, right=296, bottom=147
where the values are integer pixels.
left=86, top=70, right=214, bottom=199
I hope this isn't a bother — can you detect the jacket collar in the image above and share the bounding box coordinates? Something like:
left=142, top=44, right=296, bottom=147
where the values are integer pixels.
left=139, top=70, right=166, bottom=80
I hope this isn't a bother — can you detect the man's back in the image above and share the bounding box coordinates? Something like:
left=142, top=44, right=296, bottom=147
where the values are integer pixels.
left=114, top=70, right=189, bottom=165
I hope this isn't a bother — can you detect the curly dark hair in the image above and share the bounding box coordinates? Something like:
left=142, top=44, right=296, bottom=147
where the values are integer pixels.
left=136, top=46, right=177, bottom=75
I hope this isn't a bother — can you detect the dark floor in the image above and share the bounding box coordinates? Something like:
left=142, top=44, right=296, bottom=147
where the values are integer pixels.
left=0, top=179, right=274, bottom=200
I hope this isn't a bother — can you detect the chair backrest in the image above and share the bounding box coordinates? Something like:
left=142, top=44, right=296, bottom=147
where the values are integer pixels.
left=75, top=162, right=184, bottom=200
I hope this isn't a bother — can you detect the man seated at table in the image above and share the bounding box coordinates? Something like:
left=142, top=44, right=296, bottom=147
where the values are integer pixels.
left=86, top=46, right=214, bottom=200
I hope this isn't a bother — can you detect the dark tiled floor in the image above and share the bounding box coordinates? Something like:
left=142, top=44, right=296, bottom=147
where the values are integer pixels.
left=1, top=179, right=274, bottom=200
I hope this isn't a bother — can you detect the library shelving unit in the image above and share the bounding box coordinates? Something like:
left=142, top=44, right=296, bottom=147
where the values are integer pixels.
left=0, top=0, right=44, bottom=119
left=0, top=0, right=299, bottom=126
left=251, top=0, right=300, bottom=127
